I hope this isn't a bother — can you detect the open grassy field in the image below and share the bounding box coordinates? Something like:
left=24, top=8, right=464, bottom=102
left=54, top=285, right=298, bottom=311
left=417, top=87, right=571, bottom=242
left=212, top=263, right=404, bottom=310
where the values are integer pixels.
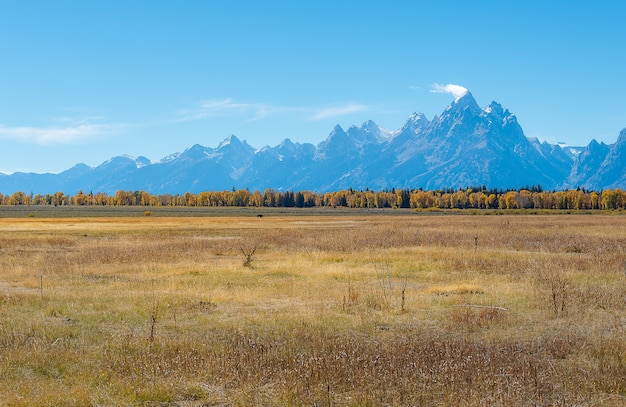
left=0, top=212, right=625, bottom=406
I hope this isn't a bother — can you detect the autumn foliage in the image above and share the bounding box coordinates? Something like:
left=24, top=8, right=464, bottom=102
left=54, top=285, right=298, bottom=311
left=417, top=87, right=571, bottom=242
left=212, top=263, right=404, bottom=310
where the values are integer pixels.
left=1, top=186, right=626, bottom=210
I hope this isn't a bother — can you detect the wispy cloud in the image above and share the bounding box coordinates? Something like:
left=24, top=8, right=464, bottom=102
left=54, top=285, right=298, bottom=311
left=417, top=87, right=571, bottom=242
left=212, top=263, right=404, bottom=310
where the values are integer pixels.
left=309, top=104, right=368, bottom=121
left=175, top=98, right=372, bottom=124
left=176, top=98, right=300, bottom=123
left=430, top=83, right=468, bottom=100
left=0, top=119, right=124, bottom=145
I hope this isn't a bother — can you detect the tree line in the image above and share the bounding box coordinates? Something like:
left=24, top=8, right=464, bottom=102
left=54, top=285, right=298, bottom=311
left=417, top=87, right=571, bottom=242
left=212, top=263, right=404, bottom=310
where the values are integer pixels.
left=1, top=186, right=626, bottom=210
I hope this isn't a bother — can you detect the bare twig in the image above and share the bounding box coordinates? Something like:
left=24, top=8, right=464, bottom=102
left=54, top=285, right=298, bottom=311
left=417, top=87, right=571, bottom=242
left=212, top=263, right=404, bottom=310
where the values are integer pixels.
left=400, top=276, right=408, bottom=313
left=241, top=245, right=258, bottom=268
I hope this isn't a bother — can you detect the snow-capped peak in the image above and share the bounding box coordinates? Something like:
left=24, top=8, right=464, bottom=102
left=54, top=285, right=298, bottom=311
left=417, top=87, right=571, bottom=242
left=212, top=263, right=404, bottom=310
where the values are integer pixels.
left=135, top=156, right=152, bottom=168
left=160, top=152, right=180, bottom=163
left=453, top=88, right=469, bottom=102
left=218, top=134, right=241, bottom=149
left=408, top=112, right=428, bottom=122
left=451, top=91, right=478, bottom=107
left=483, top=101, right=503, bottom=114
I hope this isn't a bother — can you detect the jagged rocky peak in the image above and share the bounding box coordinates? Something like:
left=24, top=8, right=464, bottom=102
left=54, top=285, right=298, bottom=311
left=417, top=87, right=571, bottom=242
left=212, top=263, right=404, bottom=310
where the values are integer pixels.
left=617, top=128, right=626, bottom=144
left=316, top=123, right=360, bottom=159
left=270, top=138, right=315, bottom=160
left=217, top=135, right=255, bottom=156
left=589, top=138, right=600, bottom=146
left=401, top=112, right=430, bottom=133
left=218, top=134, right=243, bottom=149
left=436, top=91, right=482, bottom=126
left=449, top=91, right=481, bottom=113
left=186, top=143, right=205, bottom=151
left=276, top=138, right=299, bottom=155
left=98, top=155, right=140, bottom=168
left=502, top=111, right=518, bottom=126
left=360, top=119, right=386, bottom=137
left=321, top=125, right=350, bottom=146
left=587, top=138, right=605, bottom=151
left=575, top=139, right=610, bottom=163
left=183, top=144, right=207, bottom=155
left=330, top=124, right=346, bottom=136
left=69, top=162, right=92, bottom=171
left=359, top=119, right=378, bottom=134
left=408, top=112, right=429, bottom=123
left=346, top=120, right=386, bottom=145
left=279, top=138, right=295, bottom=148
left=180, top=143, right=209, bottom=159
left=362, top=119, right=377, bottom=128
left=135, top=156, right=152, bottom=168
left=480, top=99, right=517, bottom=127
left=60, top=163, right=93, bottom=176
left=482, top=101, right=504, bottom=118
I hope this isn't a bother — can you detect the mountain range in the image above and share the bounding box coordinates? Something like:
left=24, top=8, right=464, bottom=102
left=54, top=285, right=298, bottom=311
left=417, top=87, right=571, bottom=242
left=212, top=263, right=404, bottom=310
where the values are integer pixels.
left=1, top=92, right=625, bottom=195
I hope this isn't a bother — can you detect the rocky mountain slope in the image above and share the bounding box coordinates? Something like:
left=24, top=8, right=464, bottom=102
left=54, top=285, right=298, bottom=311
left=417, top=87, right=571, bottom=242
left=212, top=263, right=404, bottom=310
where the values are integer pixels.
left=1, top=92, right=623, bottom=194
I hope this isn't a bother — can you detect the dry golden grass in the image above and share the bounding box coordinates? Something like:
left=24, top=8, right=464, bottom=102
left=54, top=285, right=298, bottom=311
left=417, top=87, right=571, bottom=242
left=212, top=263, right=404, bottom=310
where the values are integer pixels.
left=0, top=213, right=625, bottom=406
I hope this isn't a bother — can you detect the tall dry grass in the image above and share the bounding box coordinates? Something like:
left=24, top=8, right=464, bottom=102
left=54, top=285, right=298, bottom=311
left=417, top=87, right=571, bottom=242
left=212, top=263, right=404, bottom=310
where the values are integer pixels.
left=0, top=214, right=624, bottom=405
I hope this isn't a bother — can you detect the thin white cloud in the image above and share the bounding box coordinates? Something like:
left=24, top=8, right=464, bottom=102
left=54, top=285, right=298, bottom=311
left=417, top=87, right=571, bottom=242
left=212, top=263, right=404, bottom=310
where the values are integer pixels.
left=309, top=104, right=368, bottom=121
left=176, top=98, right=300, bottom=123
left=245, top=104, right=301, bottom=122
left=430, top=83, right=468, bottom=100
left=175, top=98, right=371, bottom=123
left=55, top=115, right=107, bottom=125
left=0, top=121, right=124, bottom=145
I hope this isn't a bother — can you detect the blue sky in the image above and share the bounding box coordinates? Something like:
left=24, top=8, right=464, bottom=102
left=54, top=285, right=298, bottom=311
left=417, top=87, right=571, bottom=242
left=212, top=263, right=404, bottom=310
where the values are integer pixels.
left=1, top=1, right=625, bottom=174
